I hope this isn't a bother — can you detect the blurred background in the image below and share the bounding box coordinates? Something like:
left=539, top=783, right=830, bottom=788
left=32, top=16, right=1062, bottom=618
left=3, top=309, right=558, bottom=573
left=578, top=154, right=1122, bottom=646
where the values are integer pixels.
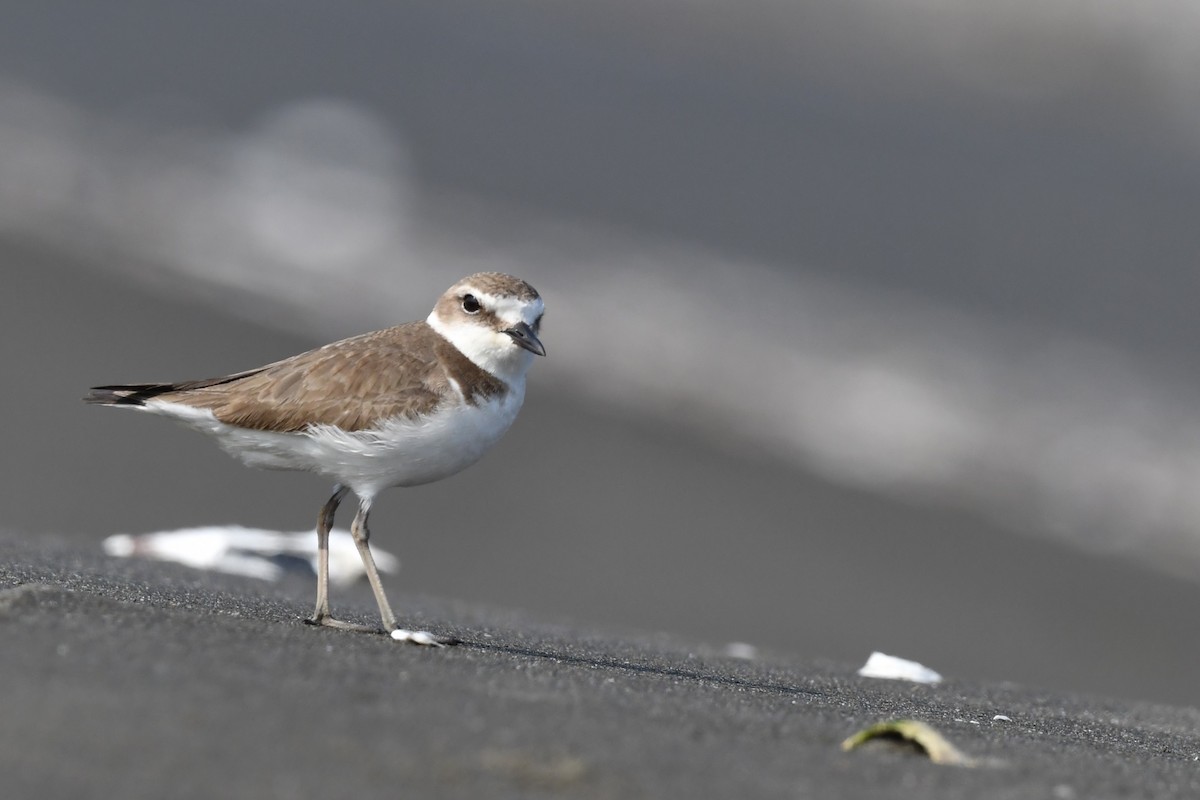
left=3, top=1, right=1200, bottom=705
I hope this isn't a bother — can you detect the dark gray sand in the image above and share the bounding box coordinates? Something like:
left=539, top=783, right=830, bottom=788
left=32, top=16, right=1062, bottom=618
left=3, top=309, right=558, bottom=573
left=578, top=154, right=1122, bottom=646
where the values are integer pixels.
left=3, top=532, right=1198, bottom=800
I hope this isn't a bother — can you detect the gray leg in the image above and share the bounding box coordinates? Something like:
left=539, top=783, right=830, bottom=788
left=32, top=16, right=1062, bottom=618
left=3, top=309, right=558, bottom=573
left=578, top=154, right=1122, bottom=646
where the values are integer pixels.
left=304, top=485, right=374, bottom=632
left=349, top=498, right=453, bottom=646
left=308, top=484, right=348, bottom=622
left=348, top=498, right=398, bottom=631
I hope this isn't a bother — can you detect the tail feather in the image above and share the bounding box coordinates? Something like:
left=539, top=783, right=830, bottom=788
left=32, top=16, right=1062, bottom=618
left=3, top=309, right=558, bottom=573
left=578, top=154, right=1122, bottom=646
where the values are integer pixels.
left=84, top=383, right=175, bottom=407
left=84, top=368, right=268, bottom=407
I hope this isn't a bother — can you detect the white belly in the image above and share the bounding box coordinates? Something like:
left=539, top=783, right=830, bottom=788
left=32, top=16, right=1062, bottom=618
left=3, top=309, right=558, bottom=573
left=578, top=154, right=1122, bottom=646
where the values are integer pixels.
left=146, top=383, right=525, bottom=500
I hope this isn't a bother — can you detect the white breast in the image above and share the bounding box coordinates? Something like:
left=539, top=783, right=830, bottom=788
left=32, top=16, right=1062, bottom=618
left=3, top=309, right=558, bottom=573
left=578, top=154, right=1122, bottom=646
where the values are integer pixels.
left=145, top=381, right=526, bottom=500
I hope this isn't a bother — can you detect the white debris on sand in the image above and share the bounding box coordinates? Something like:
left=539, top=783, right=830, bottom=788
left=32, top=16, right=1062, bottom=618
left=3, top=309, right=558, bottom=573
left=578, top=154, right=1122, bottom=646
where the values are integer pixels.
left=723, top=642, right=758, bottom=660
left=857, top=651, right=943, bottom=684
left=390, top=629, right=444, bottom=646
left=102, top=525, right=398, bottom=585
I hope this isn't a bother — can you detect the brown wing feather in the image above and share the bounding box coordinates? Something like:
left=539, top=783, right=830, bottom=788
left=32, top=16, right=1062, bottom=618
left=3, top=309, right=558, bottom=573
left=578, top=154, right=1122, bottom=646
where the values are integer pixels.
left=154, top=322, right=502, bottom=433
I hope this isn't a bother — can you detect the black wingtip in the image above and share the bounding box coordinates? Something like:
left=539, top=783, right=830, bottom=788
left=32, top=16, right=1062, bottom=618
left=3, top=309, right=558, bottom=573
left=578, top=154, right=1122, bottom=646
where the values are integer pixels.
left=84, top=368, right=269, bottom=407
left=83, top=384, right=162, bottom=406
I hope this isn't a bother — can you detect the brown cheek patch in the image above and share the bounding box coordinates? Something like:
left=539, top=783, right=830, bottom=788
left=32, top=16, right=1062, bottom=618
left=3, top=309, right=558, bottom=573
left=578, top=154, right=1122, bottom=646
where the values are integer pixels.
left=437, top=292, right=505, bottom=332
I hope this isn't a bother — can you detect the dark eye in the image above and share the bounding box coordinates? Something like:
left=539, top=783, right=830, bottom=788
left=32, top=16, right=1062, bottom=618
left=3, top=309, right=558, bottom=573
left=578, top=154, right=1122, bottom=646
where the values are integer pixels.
left=461, top=294, right=481, bottom=314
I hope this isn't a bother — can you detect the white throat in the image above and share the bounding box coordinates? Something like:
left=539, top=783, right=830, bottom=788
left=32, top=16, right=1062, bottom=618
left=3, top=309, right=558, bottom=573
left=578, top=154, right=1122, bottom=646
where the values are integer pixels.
left=427, top=310, right=534, bottom=385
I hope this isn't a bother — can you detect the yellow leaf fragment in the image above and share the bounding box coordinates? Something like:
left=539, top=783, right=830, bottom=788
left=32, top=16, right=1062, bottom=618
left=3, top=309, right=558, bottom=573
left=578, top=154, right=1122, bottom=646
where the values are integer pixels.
left=841, top=719, right=974, bottom=766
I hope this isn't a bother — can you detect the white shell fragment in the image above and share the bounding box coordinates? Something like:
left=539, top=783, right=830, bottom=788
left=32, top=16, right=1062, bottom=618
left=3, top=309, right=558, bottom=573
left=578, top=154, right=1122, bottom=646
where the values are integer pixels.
left=857, top=651, right=944, bottom=684
left=723, top=642, right=759, bottom=660
left=390, top=629, right=445, bottom=646
left=102, top=525, right=398, bottom=585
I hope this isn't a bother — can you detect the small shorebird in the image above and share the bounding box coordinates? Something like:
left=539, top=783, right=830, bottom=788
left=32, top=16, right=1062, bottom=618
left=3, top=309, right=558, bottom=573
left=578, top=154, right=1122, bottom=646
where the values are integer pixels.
left=86, top=272, right=545, bottom=645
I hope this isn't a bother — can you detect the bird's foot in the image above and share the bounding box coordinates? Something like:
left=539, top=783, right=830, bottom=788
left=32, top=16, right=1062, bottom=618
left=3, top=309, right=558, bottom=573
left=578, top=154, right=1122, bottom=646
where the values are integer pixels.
left=304, top=615, right=378, bottom=633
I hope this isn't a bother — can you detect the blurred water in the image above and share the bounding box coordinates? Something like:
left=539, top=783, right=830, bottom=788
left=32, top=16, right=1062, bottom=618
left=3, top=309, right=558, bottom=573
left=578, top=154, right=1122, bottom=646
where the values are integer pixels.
left=5, top=71, right=1200, bottom=580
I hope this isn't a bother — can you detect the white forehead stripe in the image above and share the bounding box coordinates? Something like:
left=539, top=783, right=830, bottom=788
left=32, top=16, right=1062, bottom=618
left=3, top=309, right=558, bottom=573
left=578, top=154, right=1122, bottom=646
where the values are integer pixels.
left=467, top=290, right=544, bottom=327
